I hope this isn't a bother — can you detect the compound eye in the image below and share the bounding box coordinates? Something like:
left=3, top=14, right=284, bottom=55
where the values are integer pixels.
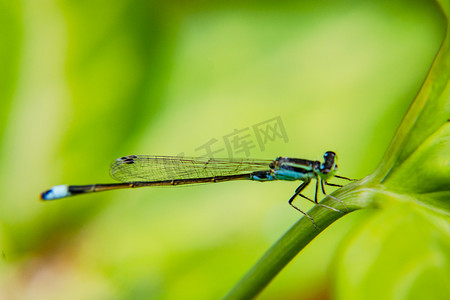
left=324, top=151, right=335, bottom=157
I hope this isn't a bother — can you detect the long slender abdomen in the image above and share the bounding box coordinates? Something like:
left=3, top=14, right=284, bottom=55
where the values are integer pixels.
left=40, top=173, right=254, bottom=200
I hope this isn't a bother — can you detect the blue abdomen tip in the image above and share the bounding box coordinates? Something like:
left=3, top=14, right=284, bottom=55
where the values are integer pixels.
left=41, top=185, right=70, bottom=200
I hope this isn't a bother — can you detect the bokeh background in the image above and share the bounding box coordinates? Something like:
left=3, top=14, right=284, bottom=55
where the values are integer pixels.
left=0, top=0, right=447, bottom=299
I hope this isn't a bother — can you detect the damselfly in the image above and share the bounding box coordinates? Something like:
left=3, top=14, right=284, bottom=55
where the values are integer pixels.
left=41, top=151, right=352, bottom=227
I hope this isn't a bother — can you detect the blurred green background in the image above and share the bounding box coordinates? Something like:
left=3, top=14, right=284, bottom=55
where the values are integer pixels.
left=0, top=0, right=447, bottom=299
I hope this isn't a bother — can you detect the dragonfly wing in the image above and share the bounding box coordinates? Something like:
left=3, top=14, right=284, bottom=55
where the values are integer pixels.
left=109, top=155, right=273, bottom=182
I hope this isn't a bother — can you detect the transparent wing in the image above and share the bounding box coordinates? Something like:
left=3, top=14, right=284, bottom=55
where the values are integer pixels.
left=110, top=155, right=273, bottom=182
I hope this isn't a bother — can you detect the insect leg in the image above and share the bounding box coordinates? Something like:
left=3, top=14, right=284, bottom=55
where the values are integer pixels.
left=322, top=180, right=348, bottom=211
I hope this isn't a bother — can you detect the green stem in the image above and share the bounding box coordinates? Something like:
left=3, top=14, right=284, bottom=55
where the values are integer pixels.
left=223, top=182, right=373, bottom=300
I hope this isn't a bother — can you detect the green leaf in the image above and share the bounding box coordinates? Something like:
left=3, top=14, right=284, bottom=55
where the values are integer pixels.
left=382, top=121, right=450, bottom=214
left=369, top=0, right=450, bottom=216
